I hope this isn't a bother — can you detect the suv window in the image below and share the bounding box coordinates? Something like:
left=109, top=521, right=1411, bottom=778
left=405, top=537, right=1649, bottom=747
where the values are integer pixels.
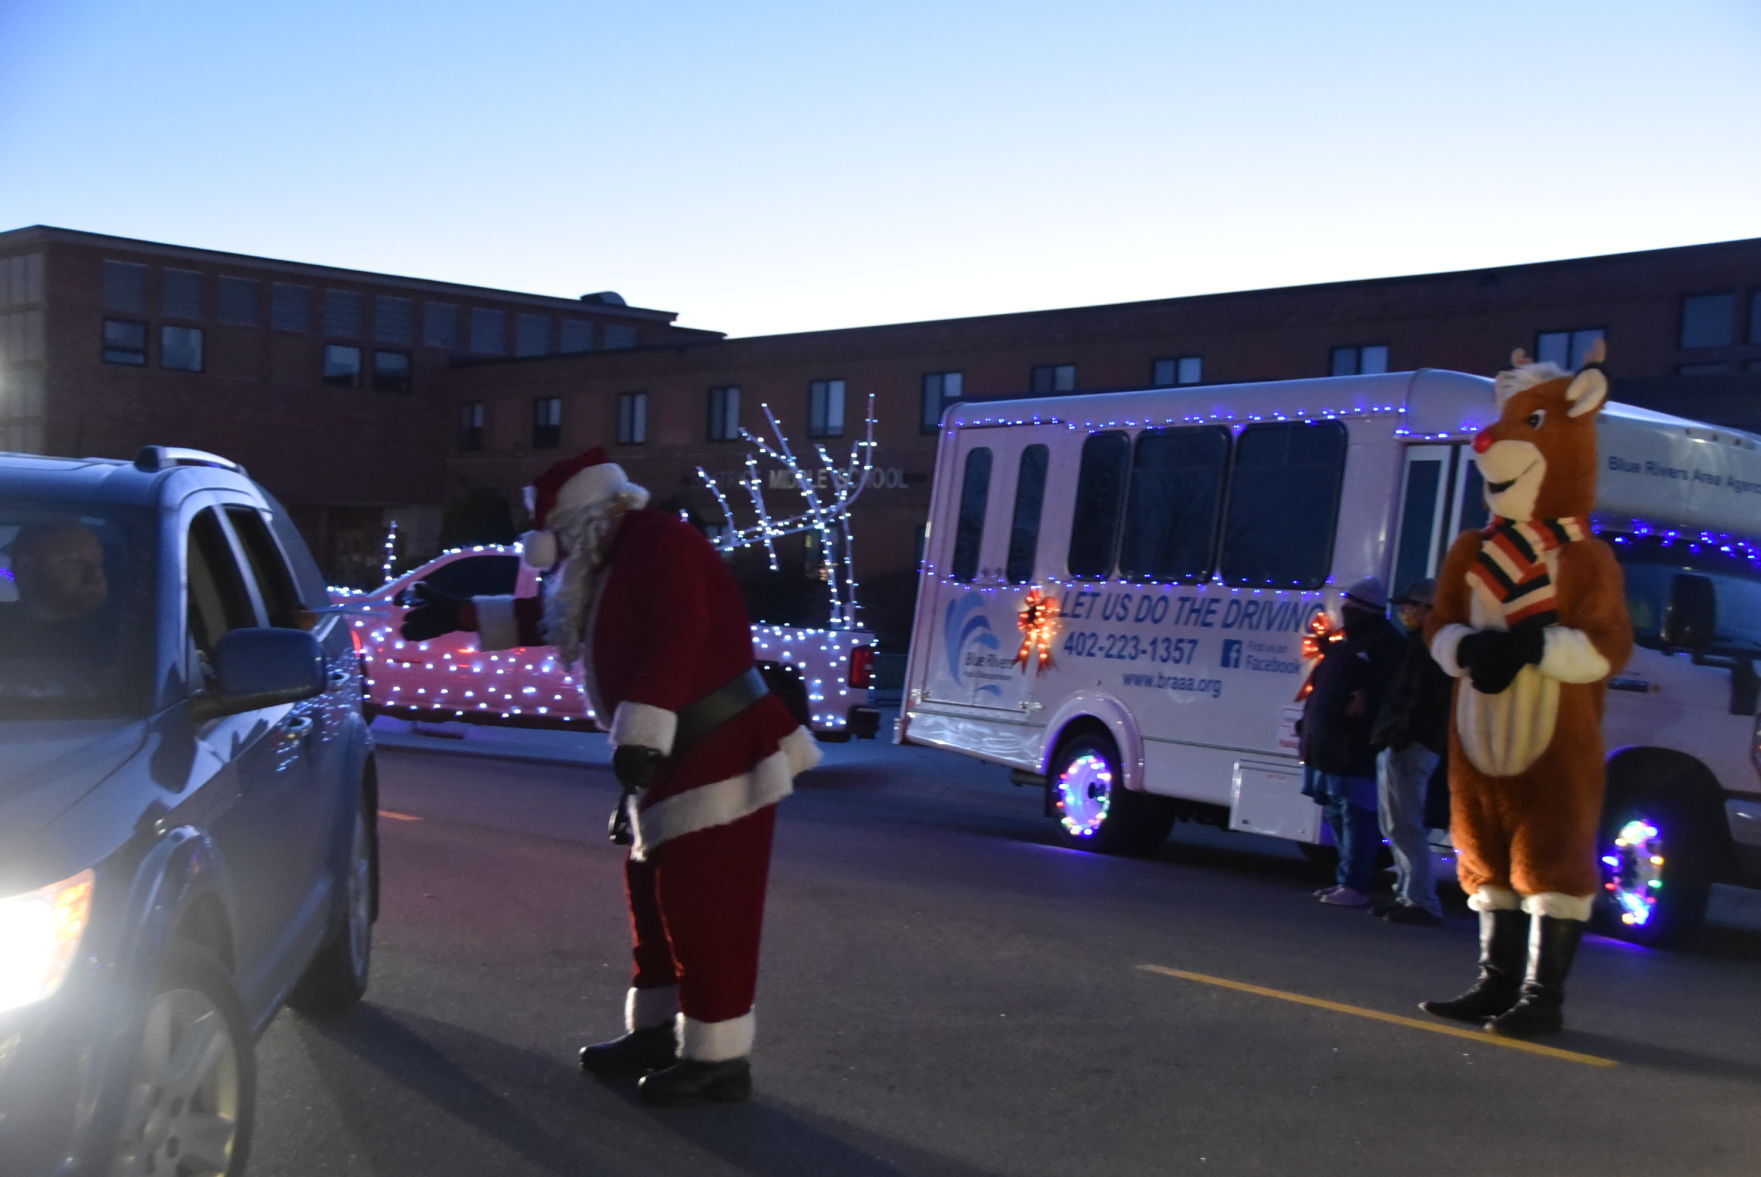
left=226, top=505, right=304, bottom=627
left=0, top=504, right=151, bottom=715
left=187, top=508, right=256, bottom=665
left=421, top=554, right=521, bottom=598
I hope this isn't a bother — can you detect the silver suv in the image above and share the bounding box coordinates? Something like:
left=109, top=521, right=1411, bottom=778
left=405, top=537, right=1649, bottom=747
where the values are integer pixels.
left=0, top=447, right=377, bottom=1176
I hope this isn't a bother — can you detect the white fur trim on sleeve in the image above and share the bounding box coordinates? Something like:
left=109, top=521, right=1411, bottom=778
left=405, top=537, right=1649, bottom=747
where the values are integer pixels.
left=1431, top=624, right=1474, bottom=678
left=627, top=984, right=679, bottom=1032
left=1520, top=892, right=1595, bottom=921
left=610, top=701, right=678, bottom=755
left=1538, top=627, right=1613, bottom=683
left=1467, top=886, right=1521, bottom=912
left=679, top=1011, right=754, bottom=1062
left=473, top=595, right=522, bottom=651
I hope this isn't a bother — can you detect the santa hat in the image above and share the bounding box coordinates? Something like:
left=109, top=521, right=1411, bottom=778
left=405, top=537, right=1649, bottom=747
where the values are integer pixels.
left=519, top=447, right=633, bottom=568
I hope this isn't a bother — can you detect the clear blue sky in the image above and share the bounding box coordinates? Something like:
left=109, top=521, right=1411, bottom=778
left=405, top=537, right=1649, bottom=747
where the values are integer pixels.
left=3, top=0, right=1757, bottom=338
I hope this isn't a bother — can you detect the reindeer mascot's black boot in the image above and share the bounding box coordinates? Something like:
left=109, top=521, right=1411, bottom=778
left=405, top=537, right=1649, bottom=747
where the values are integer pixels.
left=1420, top=906, right=1525, bottom=1022
left=1485, top=915, right=1587, bottom=1038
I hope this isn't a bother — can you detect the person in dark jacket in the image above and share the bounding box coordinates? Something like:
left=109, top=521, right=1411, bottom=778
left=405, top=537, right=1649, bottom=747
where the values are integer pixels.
left=1368, top=578, right=1453, bottom=925
left=1299, top=576, right=1406, bottom=906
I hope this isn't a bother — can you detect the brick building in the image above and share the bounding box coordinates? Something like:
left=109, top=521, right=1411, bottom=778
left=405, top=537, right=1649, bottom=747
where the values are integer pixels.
left=3, top=225, right=1757, bottom=645
left=0, top=225, right=717, bottom=583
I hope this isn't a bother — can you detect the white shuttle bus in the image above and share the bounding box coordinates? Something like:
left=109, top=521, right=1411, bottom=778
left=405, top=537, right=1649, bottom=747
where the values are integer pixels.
left=898, top=369, right=1761, bottom=945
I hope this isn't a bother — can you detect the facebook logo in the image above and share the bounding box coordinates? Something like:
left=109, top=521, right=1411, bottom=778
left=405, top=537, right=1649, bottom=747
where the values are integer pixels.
left=1221, top=639, right=1243, bottom=669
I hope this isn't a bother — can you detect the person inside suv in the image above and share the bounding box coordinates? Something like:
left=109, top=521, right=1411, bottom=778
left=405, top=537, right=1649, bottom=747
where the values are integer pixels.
left=0, top=518, right=130, bottom=699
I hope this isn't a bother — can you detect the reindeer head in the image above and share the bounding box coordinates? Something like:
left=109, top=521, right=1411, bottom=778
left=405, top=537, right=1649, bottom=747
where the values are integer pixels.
left=1472, top=340, right=1608, bottom=522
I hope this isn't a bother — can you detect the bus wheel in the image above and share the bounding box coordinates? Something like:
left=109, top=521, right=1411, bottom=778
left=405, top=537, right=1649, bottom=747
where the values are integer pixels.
left=1594, top=789, right=1714, bottom=948
left=1048, top=731, right=1172, bottom=855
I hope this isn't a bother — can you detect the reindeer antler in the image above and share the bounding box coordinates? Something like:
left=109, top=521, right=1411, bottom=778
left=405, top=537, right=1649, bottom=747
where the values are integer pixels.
left=1582, top=336, right=1607, bottom=367
left=1510, top=348, right=1531, bottom=368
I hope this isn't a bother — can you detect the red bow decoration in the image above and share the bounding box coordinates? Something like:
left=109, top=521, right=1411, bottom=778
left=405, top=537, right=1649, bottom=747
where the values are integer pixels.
left=1014, top=589, right=1060, bottom=673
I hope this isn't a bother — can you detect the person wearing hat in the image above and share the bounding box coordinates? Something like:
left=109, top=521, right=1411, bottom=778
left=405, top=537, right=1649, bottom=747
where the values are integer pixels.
left=401, top=447, right=820, bottom=1105
left=1298, top=575, right=1405, bottom=906
left=1367, top=578, right=1452, bottom=925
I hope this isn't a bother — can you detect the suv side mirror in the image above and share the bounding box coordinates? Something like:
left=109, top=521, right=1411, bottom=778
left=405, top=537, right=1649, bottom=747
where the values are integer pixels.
left=193, top=627, right=326, bottom=720
left=1660, top=573, right=1716, bottom=652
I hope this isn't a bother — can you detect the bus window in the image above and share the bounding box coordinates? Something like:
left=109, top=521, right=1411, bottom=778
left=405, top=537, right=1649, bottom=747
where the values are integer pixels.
left=1005, top=444, right=1049, bottom=583
left=1119, top=426, right=1228, bottom=583
left=1219, top=421, right=1346, bottom=589
left=1456, top=460, right=1490, bottom=534
left=1391, top=448, right=1448, bottom=594
left=1067, top=431, right=1130, bottom=579
left=950, top=446, right=993, bottom=583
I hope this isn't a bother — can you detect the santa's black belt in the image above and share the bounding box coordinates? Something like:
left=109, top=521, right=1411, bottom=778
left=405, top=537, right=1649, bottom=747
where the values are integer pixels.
left=673, top=666, right=770, bottom=756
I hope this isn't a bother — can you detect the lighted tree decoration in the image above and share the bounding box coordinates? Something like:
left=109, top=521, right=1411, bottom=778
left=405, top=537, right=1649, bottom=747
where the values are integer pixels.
left=696, top=395, right=877, bottom=630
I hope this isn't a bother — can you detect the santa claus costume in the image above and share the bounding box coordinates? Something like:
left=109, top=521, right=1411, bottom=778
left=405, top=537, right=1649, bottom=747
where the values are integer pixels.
left=405, top=448, right=819, bottom=1104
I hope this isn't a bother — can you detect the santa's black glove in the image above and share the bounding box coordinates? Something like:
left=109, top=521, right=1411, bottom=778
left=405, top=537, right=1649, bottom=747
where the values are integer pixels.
left=1458, top=626, right=1545, bottom=695
left=612, top=745, right=666, bottom=792
left=399, top=582, right=467, bottom=642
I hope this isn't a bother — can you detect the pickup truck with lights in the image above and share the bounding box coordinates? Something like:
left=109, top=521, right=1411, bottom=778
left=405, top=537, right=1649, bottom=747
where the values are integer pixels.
left=335, top=545, right=880, bottom=741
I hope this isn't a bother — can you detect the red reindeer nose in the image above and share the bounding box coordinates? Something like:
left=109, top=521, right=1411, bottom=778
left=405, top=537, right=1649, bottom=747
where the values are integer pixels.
left=1473, top=428, right=1495, bottom=453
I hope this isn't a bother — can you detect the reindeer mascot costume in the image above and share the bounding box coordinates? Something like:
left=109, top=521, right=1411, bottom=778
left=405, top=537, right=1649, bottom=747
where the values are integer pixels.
left=1421, top=342, right=1632, bottom=1038
left=402, top=448, right=820, bottom=1103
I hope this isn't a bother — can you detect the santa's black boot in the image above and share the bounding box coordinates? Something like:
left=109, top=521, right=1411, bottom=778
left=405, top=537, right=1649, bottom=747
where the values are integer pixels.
left=578, top=1023, right=678, bottom=1076
left=638, top=1057, right=753, bottom=1106
left=1486, top=915, right=1586, bottom=1039
left=1419, top=908, right=1525, bottom=1023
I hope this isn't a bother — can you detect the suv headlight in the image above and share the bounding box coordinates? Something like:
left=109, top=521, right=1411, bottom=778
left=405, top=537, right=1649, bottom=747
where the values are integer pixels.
left=0, top=869, right=95, bottom=1014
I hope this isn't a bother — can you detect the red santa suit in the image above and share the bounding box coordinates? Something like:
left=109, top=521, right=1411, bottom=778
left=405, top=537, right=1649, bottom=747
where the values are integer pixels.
left=459, top=450, right=819, bottom=1070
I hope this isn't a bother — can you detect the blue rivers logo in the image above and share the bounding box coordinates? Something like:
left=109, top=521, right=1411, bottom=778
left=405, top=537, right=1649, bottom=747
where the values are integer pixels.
left=944, top=593, right=1003, bottom=696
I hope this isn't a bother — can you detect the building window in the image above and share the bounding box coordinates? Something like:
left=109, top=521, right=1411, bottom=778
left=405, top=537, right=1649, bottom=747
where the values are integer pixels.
left=1030, top=363, right=1076, bottom=393
left=103, top=260, right=148, bottom=312
left=708, top=385, right=741, bottom=441
left=423, top=302, right=459, bottom=348
left=322, top=344, right=362, bottom=388
left=1151, top=356, right=1203, bottom=387
left=374, top=295, right=413, bottom=344
left=1749, top=291, right=1761, bottom=346
left=1536, top=328, right=1604, bottom=369
left=1680, top=292, right=1735, bottom=350
left=809, top=378, right=846, bottom=438
left=457, top=401, right=485, bottom=451
left=322, top=290, right=363, bottom=337
left=560, top=320, right=594, bottom=354
left=161, top=325, right=204, bottom=372
left=603, top=324, right=636, bottom=349
left=271, top=282, right=311, bottom=332
left=921, top=371, right=962, bottom=433
left=469, top=307, right=506, bottom=354
left=1330, top=344, right=1389, bottom=376
left=617, top=392, right=648, bottom=445
left=516, top=312, right=552, bottom=357
left=102, top=318, right=147, bottom=365
left=373, top=349, right=411, bottom=393
left=162, top=269, right=202, bottom=319
left=1676, top=363, right=1733, bottom=376
left=217, top=276, right=259, bottom=325
left=532, top=397, right=562, bottom=449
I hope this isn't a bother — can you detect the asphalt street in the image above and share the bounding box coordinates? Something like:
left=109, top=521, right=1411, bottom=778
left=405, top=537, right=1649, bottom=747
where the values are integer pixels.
left=248, top=717, right=1761, bottom=1177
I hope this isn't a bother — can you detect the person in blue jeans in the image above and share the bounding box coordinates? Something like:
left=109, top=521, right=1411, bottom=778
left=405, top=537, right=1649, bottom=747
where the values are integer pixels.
left=1298, top=577, right=1405, bottom=906
left=1368, top=578, right=1453, bottom=925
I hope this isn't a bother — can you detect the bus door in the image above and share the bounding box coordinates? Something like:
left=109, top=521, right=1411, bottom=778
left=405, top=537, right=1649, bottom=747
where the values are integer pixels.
left=1390, top=443, right=1485, bottom=591
left=917, top=424, right=1064, bottom=713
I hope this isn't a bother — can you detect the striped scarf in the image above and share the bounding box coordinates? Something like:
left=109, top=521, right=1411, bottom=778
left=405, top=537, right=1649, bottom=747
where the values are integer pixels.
left=1469, top=516, right=1589, bottom=627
